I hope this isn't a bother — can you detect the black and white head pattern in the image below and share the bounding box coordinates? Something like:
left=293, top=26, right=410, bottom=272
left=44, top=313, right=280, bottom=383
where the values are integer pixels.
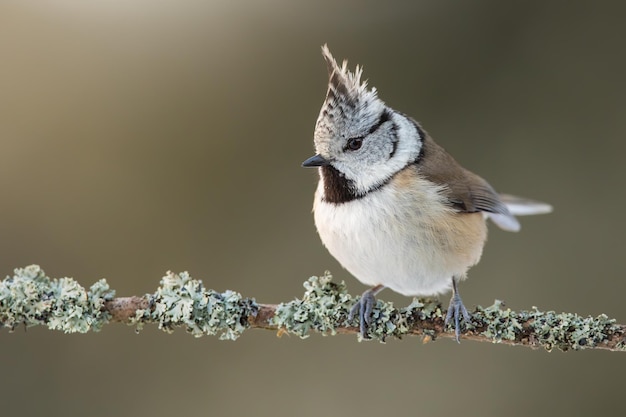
left=314, top=45, right=423, bottom=203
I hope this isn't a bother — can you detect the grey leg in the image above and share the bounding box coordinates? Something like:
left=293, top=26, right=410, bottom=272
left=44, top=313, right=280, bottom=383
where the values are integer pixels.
left=444, top=277, right=471, bottom=343
left=349, top=285, right=385, bottom=338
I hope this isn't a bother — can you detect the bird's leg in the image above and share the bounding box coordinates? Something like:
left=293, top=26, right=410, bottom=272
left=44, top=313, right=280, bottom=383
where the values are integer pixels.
left=444, top=277, right=471, bottom=343
left=349, top=285, right=385, bottom=338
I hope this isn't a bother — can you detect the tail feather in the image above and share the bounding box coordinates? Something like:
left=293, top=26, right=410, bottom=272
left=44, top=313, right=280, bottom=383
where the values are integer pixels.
left=499, top=194, right=553, bottom=216
left=487, top=194, right=553, bottom=232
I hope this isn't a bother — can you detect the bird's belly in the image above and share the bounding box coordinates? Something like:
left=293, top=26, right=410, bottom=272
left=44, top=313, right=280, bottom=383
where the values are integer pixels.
left=313, top=185, right=487, bottom=296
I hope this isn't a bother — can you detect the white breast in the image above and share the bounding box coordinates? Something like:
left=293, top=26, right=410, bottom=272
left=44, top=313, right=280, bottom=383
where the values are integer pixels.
left=313, top=172, right=488, bottom=296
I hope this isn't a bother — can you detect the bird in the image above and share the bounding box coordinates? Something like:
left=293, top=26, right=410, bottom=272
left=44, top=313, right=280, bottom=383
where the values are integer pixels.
left=302, top=45, right=552, bottom=342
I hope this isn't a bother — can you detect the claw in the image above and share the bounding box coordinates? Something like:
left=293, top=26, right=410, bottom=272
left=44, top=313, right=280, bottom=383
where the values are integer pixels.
left=444, top=278, right=471, bottom=343
left=349, top=285, right=384, bottom=338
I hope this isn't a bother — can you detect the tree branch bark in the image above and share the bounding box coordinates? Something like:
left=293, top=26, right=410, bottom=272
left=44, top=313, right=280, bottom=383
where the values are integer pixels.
left=103, top=296, right=626, bottom=351
left=2, top=265, right=625, bottom=352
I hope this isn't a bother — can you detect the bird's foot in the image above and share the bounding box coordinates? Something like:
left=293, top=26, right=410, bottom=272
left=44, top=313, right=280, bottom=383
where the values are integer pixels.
left=349, top=285, right=384, bottom=339
left=444, top=287, right=471, bottom=343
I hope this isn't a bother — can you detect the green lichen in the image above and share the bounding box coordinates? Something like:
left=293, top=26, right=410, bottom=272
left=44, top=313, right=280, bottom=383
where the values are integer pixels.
left=404, top=297, right=445, bottom=322
left=0, top=265, right=114, bottom=333
left=271, top=272, right=443, bottom=342
left=271, top=272, right=352, bottom=338
left=475, top=301, right=621, bottom=351
left=1, top=266, right=623, bottom=350
left=133, top=271, right=258, bottom=340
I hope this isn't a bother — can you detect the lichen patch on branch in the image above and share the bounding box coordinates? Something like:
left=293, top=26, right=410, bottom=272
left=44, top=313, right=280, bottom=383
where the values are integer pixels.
left=132, top=270, right=258, bottom=340
left=475, top=301, right=622, bottom=351
left=271, top=272, right=443, bottom=342
left=1, top=265, right=625, bottom=351
left=0, top=265, right=114, bottom=333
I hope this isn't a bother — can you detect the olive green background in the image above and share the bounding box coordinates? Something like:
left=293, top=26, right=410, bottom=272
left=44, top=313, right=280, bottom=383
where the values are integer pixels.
left=1, top=2, right=625, bottom=416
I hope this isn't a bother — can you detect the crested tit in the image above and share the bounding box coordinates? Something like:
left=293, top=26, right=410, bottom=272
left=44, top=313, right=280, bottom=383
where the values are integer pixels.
left=302, top=45, right=552, bottom=341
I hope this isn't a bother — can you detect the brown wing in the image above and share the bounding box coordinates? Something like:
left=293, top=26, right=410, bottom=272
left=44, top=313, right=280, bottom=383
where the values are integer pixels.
left=417, top=133, right=513, bottom=218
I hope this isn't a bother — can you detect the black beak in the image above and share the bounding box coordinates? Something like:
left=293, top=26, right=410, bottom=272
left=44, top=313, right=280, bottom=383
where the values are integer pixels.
left=301, top=154, right=331, bottom=167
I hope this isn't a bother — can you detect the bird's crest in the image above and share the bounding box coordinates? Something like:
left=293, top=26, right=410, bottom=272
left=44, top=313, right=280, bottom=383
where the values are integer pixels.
left=320, top=44, right=378, bottom=109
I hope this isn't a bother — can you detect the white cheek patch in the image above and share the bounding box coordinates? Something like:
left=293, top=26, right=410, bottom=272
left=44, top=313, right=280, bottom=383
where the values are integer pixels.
left=338, top=112, right=422, bottom=195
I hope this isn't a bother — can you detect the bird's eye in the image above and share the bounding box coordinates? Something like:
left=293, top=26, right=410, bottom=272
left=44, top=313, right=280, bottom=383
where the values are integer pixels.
left=347, top=137, right=363, bottom=151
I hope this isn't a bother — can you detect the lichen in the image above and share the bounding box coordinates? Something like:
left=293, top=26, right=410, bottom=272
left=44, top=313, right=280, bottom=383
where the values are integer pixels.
left=475, top=301, right=621, bottom=351
left=132, top=271, right=258, bottom=340
left=271, top=272, right=352, bottom=338
left=1, top=266, right=623, bottom=350
left=271, top=272, right=443, bottom=342
left=0, top=265, right=115, bottom=333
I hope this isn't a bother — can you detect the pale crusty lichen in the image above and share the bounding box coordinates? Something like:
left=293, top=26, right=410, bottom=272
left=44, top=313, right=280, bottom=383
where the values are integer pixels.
left=475, top=300, right=622, bottom=351
left=271, top=272, right=352, bottom=338
left=0, top=265, right=114, bottom=333
left=1, top=267, right=623, bottom=350
left=271, top=274, right=624, bottom=350
left=271, top=272, right=443, bottom=342
left=132, top=271, right=258, bottom=340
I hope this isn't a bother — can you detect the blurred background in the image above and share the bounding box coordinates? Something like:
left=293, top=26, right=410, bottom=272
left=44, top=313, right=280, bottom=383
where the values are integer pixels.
left=1, top=1, right=625, bottom=416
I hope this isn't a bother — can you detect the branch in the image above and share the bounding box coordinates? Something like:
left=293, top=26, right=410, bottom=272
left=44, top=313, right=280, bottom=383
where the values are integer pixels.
left=1, top=265, right=624, bottom=352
